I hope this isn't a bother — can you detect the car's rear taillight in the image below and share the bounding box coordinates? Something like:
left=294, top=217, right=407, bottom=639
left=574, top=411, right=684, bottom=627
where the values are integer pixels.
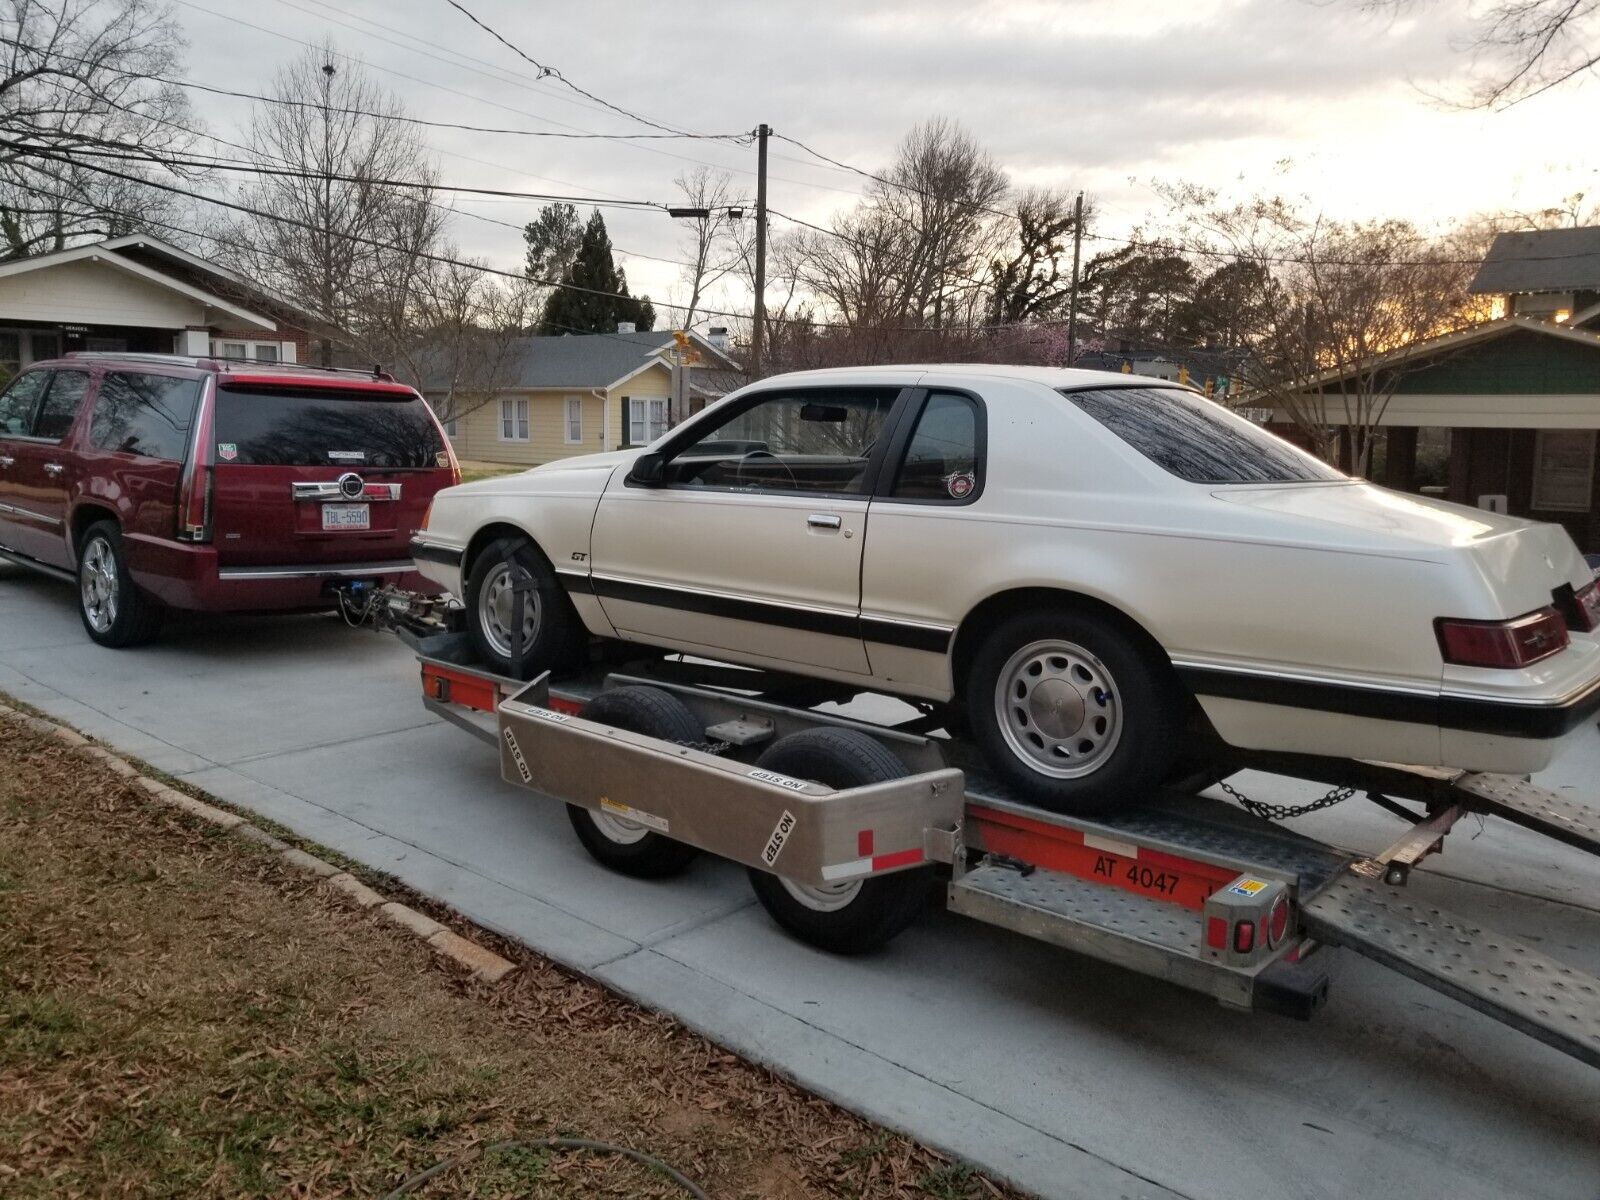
left=1562, top=579, right=1600, bottom=633
left=1436, top=607, right=1569, bottom=668
left=176, top=382, right=214, bottom=543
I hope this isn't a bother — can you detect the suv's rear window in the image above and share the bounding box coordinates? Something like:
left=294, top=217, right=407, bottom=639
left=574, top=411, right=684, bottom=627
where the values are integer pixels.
left=1062, top=386, right=1344, bottom=484
left=214, top=386, right=445, bottom=469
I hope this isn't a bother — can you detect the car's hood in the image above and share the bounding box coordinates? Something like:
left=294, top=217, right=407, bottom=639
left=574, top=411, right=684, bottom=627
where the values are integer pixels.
left=445, top=449, right=639, bottom=498
left=1213, top=480, right=1593, bottom=610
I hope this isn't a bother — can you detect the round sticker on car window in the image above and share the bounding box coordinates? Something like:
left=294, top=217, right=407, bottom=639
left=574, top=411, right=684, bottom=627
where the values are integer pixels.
left=947, top=472, right=975, bottom=499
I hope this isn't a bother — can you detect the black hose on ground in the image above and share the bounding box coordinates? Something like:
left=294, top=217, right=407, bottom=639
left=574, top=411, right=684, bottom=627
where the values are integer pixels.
left=381, top=1136, right=711, bottom=1199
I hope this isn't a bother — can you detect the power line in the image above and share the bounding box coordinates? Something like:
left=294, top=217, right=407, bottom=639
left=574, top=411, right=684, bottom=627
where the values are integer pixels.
left=438, top=0, right=697, bottom=137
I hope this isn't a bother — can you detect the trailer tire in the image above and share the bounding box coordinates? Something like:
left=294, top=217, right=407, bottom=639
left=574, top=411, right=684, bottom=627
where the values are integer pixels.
left=565, top=687, right=702, bottom=878
left=745, top=728, right=933, bottom=955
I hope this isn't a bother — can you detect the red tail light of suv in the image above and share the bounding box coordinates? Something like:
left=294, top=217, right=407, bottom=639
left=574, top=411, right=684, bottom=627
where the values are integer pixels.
left=0, top=353, right=458, bottom=647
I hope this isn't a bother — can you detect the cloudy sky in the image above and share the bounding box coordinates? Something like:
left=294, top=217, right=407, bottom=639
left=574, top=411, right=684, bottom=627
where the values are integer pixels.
left=170, top=0, right=1595, bottom=319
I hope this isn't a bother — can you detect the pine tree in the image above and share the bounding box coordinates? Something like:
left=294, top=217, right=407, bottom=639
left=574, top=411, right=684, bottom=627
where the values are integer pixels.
left=538, top=210, right=655, bottom=334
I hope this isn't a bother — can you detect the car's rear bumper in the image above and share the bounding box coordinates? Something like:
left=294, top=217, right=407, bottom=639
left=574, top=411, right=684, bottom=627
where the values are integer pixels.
left=409, top=535, right=465, bottom=597
left=126, top=533, right=432, bottom=612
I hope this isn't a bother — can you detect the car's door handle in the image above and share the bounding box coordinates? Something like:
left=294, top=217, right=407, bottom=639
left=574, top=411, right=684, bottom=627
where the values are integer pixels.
left=806, top=513, right=842, bottom=530
left=42, top=463, right=64, bottom=476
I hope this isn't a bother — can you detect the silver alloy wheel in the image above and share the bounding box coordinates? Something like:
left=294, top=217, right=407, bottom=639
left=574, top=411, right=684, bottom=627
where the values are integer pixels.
left=778, top=876, right=864, bottom=912
left=994, top=638, right=1123, bottom=779
left=79, top=536, right=119, bottom=634
left=477, top=561, right=542, bottom=659
left=588, top=807, right=651, bottom=845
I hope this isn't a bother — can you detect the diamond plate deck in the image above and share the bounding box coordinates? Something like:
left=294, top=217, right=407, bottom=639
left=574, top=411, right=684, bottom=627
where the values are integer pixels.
left=1302, top=872, right=1600, bottom=1069
left=965, top=772, right=1350, bottom=891
left=948, top=862, right=1263, bottom=1007
left=1449, top=774, right=1600, bottom=856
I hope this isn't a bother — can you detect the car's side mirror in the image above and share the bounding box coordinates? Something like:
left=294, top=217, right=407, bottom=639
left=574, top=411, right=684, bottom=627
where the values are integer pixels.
left=628, top=451, right=666, bottom=486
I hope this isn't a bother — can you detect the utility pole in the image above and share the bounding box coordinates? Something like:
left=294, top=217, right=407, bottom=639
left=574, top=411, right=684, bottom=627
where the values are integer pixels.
left=1065, top=189, right=1084, bottom=367
left=750, top=122, right=770, bottom=379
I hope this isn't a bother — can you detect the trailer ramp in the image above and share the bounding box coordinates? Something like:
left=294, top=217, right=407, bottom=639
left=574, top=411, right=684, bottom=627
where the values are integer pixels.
left=1301, top=871, right=1600, bottom=1068
left=1448, top=773, right=1600, bottom=857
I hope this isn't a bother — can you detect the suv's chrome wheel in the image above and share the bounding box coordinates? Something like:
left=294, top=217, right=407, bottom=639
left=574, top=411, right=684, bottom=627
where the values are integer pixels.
left=79, top=536, right=119, bottom=634
left=477, top=561, right=542, bottom=659
left=994, top=638, right=1123, bottom=779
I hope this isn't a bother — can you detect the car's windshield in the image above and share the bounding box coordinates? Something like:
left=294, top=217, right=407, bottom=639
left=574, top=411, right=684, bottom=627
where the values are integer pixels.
left=1062, top=386, right=1344, bottom=485
left=214, top=386, right=445, bottom=469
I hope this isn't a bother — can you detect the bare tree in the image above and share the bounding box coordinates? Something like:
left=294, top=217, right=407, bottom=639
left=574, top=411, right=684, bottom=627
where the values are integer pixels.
left=671, top=165, right=741, bottom=329
left=985, top=187, right=1093, bottom=327
left=1357, top=0, right=1599, bottom=106
left=0, top=0, right=200, bottom=259
left=220, top=40, right=443, bottom=364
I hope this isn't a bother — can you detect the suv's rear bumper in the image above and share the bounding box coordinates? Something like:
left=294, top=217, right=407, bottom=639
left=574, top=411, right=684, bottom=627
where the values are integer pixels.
left=125, top=533, right=432, bottom=612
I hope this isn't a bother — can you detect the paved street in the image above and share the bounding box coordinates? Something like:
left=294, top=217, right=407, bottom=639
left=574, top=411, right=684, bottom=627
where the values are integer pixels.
left=4, top=563, right=1598, bottom=1200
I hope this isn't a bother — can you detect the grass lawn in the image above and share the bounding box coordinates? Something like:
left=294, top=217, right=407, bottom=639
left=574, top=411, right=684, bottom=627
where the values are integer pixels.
left=0, top=707, right=1010, bottom=1198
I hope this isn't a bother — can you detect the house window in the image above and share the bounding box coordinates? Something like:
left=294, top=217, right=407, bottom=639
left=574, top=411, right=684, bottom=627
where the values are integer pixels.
left=500, top=396, right=529, bottom=441
left=217, top=341, right=247, bottom=359
left=253, top=344, right=279, bottom=363
left=628, top=396, right=666, bottom=446
left=564, top=395, right=583, bottom=444
left=213, top=339, right=284, bottom=362
left=1531, top=430, right=1596, bottom=513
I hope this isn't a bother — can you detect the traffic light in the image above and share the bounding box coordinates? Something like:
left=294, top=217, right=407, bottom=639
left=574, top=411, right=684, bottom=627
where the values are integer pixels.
left=1177, top=364, right=1190, bottom=386
left=1204, top=377, right=1215, bottom=398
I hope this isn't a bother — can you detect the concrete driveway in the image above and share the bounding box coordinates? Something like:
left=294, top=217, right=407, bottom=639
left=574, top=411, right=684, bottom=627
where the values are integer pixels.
left=3, top=563, right=1598, bottom=1200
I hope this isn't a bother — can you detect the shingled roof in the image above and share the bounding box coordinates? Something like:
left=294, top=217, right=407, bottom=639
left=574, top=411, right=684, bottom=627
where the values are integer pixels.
left=416, top=329, right=738, bottom=392
left=1469, top=227, right=1600, bottom=295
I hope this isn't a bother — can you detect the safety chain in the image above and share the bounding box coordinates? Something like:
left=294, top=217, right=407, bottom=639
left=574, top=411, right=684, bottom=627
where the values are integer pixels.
left=680, top=739, right=732, bottom=756
left=1218, top=778, right=1357, bottom=823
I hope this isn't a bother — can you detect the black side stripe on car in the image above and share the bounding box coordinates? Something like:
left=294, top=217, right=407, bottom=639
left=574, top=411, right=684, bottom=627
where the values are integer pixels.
left=408, top=538, right=462, bottom=568
left=555, top=570, right=955, bottom=654
left=1177, top=664, right=1600, bottom=739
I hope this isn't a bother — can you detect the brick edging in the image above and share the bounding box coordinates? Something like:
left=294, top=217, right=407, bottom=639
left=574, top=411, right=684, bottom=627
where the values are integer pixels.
left=0, top=704, right=517, bottom=985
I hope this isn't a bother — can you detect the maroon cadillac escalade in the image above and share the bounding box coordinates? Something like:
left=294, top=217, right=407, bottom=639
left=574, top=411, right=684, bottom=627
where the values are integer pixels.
left=0, top=353, right=457, bottom=646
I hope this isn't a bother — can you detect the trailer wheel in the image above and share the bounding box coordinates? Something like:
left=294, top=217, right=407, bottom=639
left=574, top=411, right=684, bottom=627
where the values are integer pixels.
left=565, top=687, right=701, bottom=878
left=746, top=729, right=933, bottom=955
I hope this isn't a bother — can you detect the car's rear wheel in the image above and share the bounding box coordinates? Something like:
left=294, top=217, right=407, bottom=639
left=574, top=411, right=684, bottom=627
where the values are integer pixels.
left=965, top=608, right=1181, bottom=814
left=464, top=536, right=582, bottom=680
left=745, top=728, right=934, bottom=954
left=565, top=686, right=701, bottom=878
left=76, top=521, right=163, bottom=648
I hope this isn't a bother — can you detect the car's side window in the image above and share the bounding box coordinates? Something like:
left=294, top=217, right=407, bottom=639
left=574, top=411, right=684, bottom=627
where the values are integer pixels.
left=889, top=391, right=982, bottom=502
left=663, top=388, right=898, bottom=496
left=0, top=371, right=49, bottom=437
left=88, top=372, right=202, bottom=461
left=32, top=370, right=91, bottom=441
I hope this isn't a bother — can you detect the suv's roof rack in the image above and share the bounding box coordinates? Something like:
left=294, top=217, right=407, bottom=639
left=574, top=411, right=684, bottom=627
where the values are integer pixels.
left=60, top=352, right=394, bottom=381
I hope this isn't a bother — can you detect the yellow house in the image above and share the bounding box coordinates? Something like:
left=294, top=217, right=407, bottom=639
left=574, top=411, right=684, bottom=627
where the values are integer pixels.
left=424, top=329, right=740, bottom=468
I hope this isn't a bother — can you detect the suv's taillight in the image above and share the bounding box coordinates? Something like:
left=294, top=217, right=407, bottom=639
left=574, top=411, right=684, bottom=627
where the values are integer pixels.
left=1436, top=607, right=1569, bottom=669
left=1561, top=579, right=1600, bottom=633
left=176, top=383, right=214, bottom=543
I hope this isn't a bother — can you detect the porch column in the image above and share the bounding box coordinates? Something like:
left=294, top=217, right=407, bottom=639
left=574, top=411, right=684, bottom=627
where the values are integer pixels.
left=1383, top=427, right=1418, bottom=491
left=180, top=327, right=210, bottom=356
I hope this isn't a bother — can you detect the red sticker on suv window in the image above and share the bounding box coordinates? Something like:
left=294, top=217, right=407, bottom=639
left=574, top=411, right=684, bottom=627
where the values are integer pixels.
left=217, top=443, right=237, bottom=461
left=947, top=472, right=974, bottom=499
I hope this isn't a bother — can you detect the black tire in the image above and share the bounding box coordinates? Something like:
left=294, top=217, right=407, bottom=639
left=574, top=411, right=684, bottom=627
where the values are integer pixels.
left=965, top=607, right=1182, bottom=814
left=464, top=536, right=581, bottom=680
left=565, top=686, right=702, bottom=878
left=745, top=728, right=933, bottom=955
left=76, top=520, right=162, bottom=648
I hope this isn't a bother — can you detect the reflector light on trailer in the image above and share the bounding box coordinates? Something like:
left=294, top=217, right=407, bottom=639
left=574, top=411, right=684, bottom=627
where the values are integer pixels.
left=1267, top=896, right=1291, bottom=948
left=1233, top=920, right=1255, bottom=954
left=1206, top=916, right=1227, bottom=950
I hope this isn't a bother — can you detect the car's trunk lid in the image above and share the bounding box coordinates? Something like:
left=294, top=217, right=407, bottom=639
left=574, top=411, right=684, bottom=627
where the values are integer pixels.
left=208, top=381, right=451, bottom=567
left=1213, top=480, right=1593, bottom=612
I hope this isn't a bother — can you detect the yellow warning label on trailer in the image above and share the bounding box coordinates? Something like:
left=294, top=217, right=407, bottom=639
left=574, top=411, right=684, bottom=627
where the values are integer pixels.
left=1228, top=878, right=1269, bottom=897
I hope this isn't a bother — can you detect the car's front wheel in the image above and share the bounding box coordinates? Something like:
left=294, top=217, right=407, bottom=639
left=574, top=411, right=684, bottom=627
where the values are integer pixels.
left=464, top=536, right=582, bottom=679
left=76, top=521, right=163, bottom=648
left=965, top=608, right=1181, bottom=814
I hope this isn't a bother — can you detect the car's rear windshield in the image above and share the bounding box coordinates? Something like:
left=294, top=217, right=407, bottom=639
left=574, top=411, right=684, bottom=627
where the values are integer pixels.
left=214, top=386, right=445, bottom=469
left=1061, top=386, right=1344, bottom=484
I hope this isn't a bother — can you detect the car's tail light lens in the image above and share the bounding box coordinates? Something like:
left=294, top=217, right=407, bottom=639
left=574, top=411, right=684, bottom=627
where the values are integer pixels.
left=176, top=384, right=214, bottom=543
left=1436, top=607, right=1568, bottom=668
left=1563, top=579, right=1600, bottom=633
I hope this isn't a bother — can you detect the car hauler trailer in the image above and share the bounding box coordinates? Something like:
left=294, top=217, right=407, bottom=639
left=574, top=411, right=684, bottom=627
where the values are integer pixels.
left=391, top=616, right=1600, bottom=1071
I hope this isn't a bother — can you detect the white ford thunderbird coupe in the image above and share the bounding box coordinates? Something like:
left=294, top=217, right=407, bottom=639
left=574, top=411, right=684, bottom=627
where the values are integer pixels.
left=411, top=365, right=1600, bottom=812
